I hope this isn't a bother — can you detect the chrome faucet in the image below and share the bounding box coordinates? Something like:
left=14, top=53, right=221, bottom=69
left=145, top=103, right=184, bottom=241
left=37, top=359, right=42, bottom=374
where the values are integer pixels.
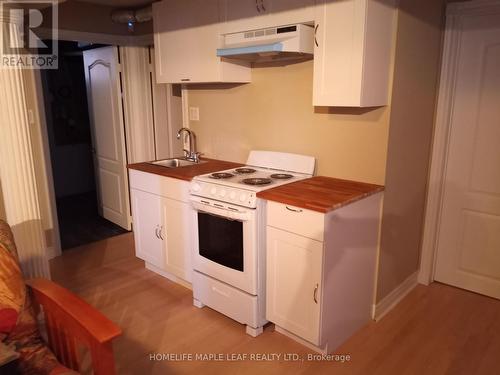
left=176, top=127, right=201, bottom=163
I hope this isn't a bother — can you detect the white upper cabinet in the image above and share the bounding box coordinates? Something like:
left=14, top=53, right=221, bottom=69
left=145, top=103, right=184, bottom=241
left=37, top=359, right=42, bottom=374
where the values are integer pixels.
left=222, top=0, right=314, bottom=34
left=268, top=0, right=315, bottom=26
left=153, top=0, right=250, bottom=84
left=313, top=0, right=396, bottom=107
left=223, top=0, right=269, bottom=33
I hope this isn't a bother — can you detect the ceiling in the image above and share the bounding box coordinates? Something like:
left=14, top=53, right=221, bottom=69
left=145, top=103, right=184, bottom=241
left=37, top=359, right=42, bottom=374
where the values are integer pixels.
left=76, top=0, right=154, bottom=8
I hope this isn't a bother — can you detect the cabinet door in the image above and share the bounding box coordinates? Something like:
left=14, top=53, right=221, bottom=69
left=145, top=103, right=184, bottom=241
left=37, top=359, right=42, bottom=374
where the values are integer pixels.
left=313, top=0, right=394, bottom=107
left=131, top=189, right=164, bottom=268
left=313, top=0, right=364, bottom=106
left=153, top=0, right=222, bottom=83
left=223, top=0, right=314, bottom=34
left=267, top=0, right=315, bottom=26
left=266, top=226, right=323, bottom=345
left=223, top=0, right=270, bottom=34
left=161, top=198, right=193, bottom=282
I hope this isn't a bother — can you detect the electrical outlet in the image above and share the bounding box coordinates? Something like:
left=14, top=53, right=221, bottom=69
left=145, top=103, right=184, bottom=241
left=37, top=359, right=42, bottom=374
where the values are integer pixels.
left=189, top=107, right=200, bottom=121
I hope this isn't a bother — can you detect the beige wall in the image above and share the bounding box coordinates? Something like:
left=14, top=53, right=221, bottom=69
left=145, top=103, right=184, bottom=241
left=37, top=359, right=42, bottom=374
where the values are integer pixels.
left=187, top=60, right=393, bottom=185
left=376, top=0, right=446, bottom=301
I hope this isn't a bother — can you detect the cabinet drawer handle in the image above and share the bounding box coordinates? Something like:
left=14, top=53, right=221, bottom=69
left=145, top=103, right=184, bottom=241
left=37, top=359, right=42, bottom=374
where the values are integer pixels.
left=313, top=284, right=319, bottom=304
left=260, top=0, right=266, bottom=12
left=158, top=225, right=164, bottom=240
left=155, top=226, right=160, bottom=239
left=314, top=24, right=319, bottom=47
left=255, top=0, right=260, bottom=12
left=286, top=206, right=303, bottom=213
left=181, top=78, right=190, bottom=82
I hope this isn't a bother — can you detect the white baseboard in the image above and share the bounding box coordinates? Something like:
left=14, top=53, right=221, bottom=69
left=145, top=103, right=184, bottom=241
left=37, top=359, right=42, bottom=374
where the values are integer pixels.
left=145, top=262, right=192, bottom=290
left=373, top=271, right=418, bottom=321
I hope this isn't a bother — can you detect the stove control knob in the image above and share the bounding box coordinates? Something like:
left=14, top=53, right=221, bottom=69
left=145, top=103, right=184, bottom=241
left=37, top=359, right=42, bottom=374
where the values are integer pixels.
left=219, top=189, right=226, bottom=197
left=192, top=183, right=201, bottom=193
left=239, top=193, right=247, bottom=202
left=210, top=187, right=217, bottom=195
left=229, top=191, right=237, bottom=200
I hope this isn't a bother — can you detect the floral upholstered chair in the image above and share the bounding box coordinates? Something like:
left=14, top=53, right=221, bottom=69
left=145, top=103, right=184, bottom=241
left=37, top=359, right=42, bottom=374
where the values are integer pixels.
left=0, top=220, right=121, bottom=374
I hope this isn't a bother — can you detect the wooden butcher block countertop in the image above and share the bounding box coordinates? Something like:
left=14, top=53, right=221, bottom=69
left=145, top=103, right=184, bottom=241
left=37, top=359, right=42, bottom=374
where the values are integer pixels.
left=128, top=158, right=243, bottom=181
left=257, top=176, right=384, bottom=213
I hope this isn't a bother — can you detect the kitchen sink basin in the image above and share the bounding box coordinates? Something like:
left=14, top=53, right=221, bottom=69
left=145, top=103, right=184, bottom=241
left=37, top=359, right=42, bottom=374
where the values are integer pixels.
left=150, top=158, right=206, bottom=168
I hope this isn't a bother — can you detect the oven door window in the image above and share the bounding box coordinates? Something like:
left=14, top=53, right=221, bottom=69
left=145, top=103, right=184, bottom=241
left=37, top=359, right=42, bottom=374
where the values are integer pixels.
left=197, top=212, right=244, bottom=272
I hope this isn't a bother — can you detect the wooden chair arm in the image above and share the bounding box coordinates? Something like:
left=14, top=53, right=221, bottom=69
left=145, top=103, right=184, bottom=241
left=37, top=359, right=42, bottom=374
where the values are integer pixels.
left=26, top=278, right=121, bottom=344
left=26, top=278, right=121, bottom=374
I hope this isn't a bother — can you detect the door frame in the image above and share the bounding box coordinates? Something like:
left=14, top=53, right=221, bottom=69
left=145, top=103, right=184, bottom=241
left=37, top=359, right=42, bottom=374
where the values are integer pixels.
left=418, top=0, right=500, bottom=285
left=34, top=36, right=133, bottom=259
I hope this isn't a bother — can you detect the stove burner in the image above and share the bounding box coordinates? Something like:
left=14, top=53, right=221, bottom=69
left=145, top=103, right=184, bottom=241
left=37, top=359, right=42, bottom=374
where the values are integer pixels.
left=270, top=173, right=293, bottom=180
left=210, top=172, right=234, bottom=179
left=235, top=168, right=256, bottom=174
left=242, top=178, right=272, bottom=186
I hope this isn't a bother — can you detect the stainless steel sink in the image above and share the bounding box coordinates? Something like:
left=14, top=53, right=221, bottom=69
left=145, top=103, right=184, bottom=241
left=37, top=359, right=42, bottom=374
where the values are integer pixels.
left=150, top=158, right=206, bottom=168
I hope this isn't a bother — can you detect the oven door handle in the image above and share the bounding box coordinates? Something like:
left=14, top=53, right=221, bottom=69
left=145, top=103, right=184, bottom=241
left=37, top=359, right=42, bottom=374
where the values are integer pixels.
left=191, top=200, right=252, bottom=222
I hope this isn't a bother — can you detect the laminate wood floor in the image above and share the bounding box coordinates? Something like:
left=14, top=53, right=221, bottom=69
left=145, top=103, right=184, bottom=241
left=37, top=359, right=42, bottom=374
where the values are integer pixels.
left=50, top=233, right=500, bottom=375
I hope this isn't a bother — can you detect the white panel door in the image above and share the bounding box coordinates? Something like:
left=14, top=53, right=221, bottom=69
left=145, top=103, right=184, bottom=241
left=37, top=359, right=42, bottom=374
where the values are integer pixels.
left=131, top=189, right=163, bottom=267
left=266, top=226, right=322, bottom=345
left=83, top=46, right=131, bottom=230
left=434, top=13, right=500, bottom=299
left=120, top=46, right=155, bottom=164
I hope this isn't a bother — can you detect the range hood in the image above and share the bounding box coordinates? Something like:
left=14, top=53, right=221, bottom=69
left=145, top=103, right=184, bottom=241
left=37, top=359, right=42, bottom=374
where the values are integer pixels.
left=217, top=24, right=314, bottom=63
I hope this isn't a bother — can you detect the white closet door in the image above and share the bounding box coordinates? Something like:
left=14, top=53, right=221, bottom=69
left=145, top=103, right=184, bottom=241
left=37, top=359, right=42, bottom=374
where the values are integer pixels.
left=435, top=13, right=500, bottom=299
left=120, top=46, right=155, bottom=164
left=83, top=46, right=131, bottom=230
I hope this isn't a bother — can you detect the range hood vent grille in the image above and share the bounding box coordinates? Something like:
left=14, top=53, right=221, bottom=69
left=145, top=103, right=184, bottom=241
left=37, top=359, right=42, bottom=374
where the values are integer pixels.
left=217, top=24, right=314, bottom=63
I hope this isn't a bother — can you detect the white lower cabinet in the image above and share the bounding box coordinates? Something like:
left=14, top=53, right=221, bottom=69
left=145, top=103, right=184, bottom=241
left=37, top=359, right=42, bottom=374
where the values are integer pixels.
left=130, top=170, right=192, bottom=284
left=266, top=193, right=383, bottom=353
left=161, top=197, right=192, bottom=281
left=131, top=189, right=164, bottom=268
left=266, top=226, right=323, bottom=345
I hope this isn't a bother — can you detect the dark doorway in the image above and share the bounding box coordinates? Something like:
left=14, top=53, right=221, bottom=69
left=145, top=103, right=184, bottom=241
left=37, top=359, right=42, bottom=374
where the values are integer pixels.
left=41, top=41, right=127, bottom=250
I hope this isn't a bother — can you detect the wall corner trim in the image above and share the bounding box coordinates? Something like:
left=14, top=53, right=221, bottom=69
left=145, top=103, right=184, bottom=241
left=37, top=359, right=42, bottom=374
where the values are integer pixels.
left=373, top=271, right=418, bottom=321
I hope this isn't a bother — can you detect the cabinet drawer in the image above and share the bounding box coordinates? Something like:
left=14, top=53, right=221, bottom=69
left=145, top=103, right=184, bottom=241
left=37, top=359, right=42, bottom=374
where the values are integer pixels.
left=267, top=201, right=324, bottom=241
left=193, top=271, right=260, bottom=328
left=129, top=170, right=189, bottom=202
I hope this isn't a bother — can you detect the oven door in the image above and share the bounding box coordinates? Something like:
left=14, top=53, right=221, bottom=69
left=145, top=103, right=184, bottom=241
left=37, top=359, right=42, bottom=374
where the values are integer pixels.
left=191, top=196, right=257, bottom=295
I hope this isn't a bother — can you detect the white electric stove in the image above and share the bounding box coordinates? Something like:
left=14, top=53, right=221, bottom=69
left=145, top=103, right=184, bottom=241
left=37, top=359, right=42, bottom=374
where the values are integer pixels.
left=190, top=165, right=311, bottom=208
left=189, top=151, right=315, bottom=337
